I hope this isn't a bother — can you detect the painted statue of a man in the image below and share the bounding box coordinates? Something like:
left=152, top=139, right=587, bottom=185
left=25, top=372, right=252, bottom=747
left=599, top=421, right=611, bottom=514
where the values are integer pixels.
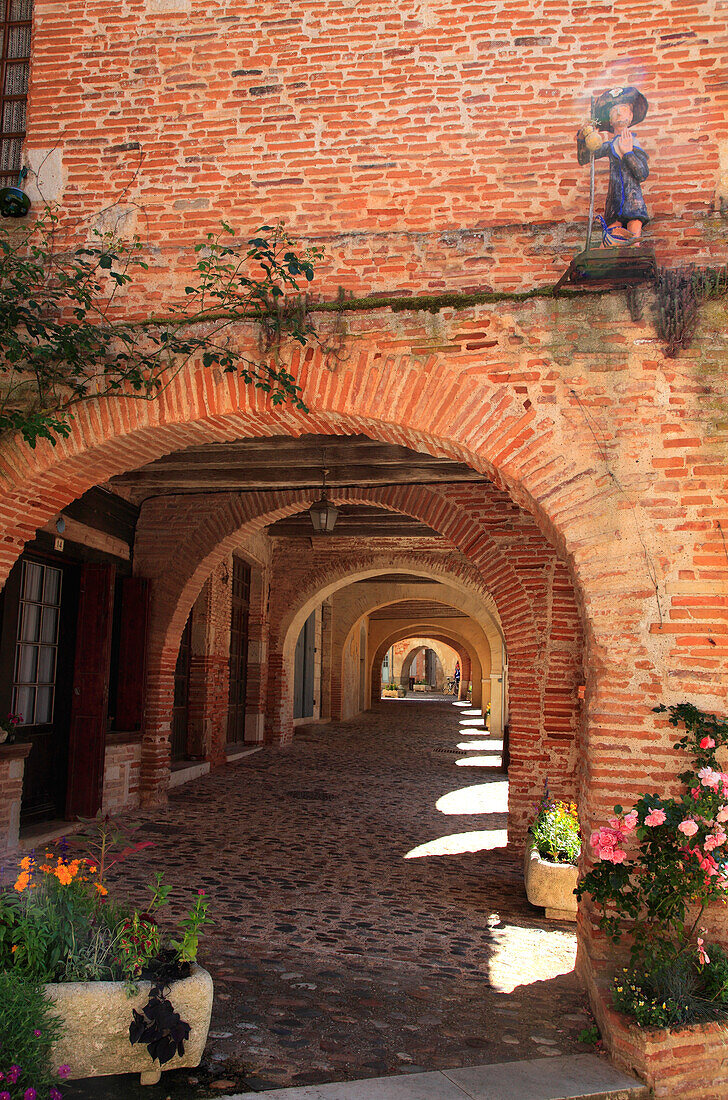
left=577, top=86, right=650, bottom=246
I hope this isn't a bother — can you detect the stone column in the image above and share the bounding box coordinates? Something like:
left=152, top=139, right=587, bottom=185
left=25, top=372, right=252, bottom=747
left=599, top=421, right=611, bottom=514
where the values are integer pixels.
left=489, top=671, right=504, bottom=736
left=0, top=743, right=31, bottom=854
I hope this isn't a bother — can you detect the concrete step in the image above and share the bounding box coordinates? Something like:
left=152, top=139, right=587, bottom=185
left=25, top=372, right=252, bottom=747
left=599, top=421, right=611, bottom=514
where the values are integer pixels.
left=225, top=1054, right=648, bottom=1100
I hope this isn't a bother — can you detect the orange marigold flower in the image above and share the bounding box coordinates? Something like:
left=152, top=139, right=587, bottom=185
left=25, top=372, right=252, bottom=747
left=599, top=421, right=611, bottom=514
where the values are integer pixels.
left=19, top=856, right=32, bottom=871
left=14, top=872, right=30, bottom=892
left=94, top=882, right=108, bottom=896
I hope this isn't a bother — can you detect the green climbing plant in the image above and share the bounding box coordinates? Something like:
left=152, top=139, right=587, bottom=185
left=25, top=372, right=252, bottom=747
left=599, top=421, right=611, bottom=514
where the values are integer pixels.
left=0, top=210, right=323, bottom=447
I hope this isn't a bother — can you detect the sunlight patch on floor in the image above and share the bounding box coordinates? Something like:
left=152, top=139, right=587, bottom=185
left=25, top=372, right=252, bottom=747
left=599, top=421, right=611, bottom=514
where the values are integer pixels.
left=456, top=740, right=501, bottom=752
left=487, top=922, right=577, bottom=993
left=404, top=828, right=508, bottom=858
left=455, top=755, right=501, bottom=767
left=436, top=781, right=508, bottom=815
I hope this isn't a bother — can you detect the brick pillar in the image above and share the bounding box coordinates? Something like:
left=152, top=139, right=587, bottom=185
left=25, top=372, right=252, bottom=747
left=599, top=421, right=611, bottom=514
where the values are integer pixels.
left=244, top=565, right=268, bottom=744
left=0, top=743, right=31, bottom=854
left=140, top=647, right=174, bottom=807
left=264, top=650, right=294, bottom=744
left=459, top=653, right=471, bottom=700
left=371, top=654, right=382, bottom=704
left=188, top=562, right=232, bottom=767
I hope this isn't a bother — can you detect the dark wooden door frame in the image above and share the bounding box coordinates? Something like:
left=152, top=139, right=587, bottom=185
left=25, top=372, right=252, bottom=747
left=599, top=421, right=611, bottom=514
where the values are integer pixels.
left=65, top=563, right=116, bottom=820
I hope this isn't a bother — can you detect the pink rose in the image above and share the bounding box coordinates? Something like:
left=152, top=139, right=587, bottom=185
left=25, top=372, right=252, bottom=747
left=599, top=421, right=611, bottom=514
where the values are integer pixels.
left=623, top=810, right=639, bottom=832
left=645, top=809, right=666, bottom=827
left=678, top=819, right=699, bottom=837
left=700, top=736, right=716, bottom=749
left=698, top=936, right=710, bottom=965
left=698, top=767, right=721, bottom=789
left=610, top=848, right=627, bottom=864
left=717, top=806, right=728, bottom=824
left=705, top=828, right=726, bottom=852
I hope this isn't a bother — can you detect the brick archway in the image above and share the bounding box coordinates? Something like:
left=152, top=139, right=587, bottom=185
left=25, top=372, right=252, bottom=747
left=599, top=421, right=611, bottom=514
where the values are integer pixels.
left=327, top=581, right=496, bottom=716
left=370, top=627, right=479, bottom=705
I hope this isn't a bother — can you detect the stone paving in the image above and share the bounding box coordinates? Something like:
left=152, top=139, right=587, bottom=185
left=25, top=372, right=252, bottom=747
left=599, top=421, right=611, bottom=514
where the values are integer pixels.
left=72, top=698, right=592, bottom=1096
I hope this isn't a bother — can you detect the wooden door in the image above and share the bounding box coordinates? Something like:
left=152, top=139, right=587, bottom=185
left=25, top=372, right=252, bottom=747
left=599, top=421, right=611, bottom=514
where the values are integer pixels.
left=170, top=615, right=191, bottom=761
left=293, top=610, right=316, bottom=720
left=65, top=563, right=115, bottom=819
left=227, top=558, right=250, bottom=744
left=114, top=578, right=150, bottom=732
left=0, top=556, right=77, bottom=824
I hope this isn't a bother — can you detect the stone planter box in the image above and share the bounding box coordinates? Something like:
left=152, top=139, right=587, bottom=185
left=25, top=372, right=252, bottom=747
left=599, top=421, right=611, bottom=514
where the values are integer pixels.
left=413, top=684, right=429, bottom=692
left=524, top=843, right=578, bottom=921
left=47, top=964, right=213, bottom=1086
left=588, top=977, right=728, bottom=1099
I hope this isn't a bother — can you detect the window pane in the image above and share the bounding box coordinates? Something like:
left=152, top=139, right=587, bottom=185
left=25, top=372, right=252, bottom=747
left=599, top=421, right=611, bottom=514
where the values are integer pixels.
left=41, top=605, right=59, bottom=644
left=38, top=645, right=56, bottom=683
left=43, top=567, right=61, bottom=605
left=13, top=685, right=34, bottom=725
left=35, top=686, right=53, bottom=725
left=4, top=60, right=29, bottom=96
left=0, top=137, right=21, bottom=179
left=2, top=99, right=25, bottom=133
left=19, top=601, right=40, bottom=641
left=23, top=561, right=42, bottom=601
left=9, top=0, right=33, bottom=20
left=7, top=24, right=31, bottom=59
left=16, top=643, right=38, bottom=682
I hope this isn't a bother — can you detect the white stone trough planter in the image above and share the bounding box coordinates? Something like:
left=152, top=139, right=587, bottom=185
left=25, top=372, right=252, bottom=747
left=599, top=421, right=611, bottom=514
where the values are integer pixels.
left=524, top=843, right=578, bottom=921
left=46, top=964, right=213, bottom=1085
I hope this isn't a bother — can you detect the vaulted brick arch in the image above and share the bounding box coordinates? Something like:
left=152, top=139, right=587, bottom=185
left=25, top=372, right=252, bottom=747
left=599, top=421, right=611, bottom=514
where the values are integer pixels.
left=326, top=581, right=496, bottom=718
left=372, top=631, right=473, bottom=696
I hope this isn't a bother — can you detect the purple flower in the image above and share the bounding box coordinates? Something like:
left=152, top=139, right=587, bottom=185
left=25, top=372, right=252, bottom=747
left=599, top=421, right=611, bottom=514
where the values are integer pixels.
left=0, top=1090, right=11, bottom=1100
left=7, top=1065, right=20, bottom=1084
left=23, top=1088, right=37, bottom=1100
left=33, top=1029, right=41, bottom=1037
left=56, top=1066, right=71, bottom=1079
left=49, top=1088, right=63, bottom=1100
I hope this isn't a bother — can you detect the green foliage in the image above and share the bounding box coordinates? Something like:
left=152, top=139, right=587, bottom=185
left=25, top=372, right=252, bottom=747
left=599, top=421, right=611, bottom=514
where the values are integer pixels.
left=0, top=213, right=323, bottom=447
left=0, top=971, right=65, bottom=1100
left=530, top=788, right=580, bottom=864
left=170, top=891, right=211, bottom=965
left=613, top=955, right=728, bottom=1029
left=577, top=1024, right=600, bottom=1045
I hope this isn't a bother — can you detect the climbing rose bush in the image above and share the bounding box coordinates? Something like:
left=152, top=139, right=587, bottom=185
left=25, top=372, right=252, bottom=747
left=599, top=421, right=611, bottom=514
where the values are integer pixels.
left=577, top=703, right=728, bottom=981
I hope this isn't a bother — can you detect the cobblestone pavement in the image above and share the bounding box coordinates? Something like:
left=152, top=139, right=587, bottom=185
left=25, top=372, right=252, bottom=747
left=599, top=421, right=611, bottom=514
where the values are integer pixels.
left=80, top=699, right=591, bottom=1095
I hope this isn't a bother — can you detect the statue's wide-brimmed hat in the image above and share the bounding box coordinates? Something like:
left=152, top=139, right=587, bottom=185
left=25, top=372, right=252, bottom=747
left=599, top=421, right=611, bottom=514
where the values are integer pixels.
left=593, top=86, right=648, bottom=130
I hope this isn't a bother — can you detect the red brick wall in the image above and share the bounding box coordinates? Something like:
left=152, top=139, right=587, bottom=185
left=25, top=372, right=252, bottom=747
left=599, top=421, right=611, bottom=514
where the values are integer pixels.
left=26, top=0, right=728, bottom=297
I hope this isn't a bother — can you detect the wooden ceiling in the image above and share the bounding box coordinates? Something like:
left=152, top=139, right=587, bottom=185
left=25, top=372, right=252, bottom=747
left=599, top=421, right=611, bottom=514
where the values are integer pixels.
left=109, top=434, right=486, bottom=501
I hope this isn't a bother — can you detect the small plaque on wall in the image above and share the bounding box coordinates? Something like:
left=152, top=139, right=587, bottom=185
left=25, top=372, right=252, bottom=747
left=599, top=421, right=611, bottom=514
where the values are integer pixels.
left=54, top=537, right=64, bottom=552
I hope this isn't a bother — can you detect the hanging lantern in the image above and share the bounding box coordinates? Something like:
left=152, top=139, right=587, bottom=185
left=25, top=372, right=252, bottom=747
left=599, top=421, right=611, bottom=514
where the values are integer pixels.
left=308, top=494, right=338, bottom=534
left=309, top=454, right=338, bottom=533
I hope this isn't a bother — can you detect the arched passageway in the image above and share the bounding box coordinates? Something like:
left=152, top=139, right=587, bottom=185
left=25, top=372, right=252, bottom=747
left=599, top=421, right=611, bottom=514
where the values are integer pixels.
left=1, top=329, right=717, bottom=1034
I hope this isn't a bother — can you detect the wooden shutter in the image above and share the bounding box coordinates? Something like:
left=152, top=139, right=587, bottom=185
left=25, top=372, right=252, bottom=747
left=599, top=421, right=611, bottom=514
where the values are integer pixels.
left=65, top=563, right=115, bottom=819
left=114, top=577, right=150, bottom=732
